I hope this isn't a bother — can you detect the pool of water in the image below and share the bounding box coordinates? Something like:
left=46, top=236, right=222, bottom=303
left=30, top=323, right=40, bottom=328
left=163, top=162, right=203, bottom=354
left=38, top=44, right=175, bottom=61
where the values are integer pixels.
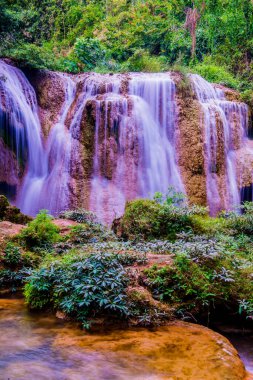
left=218, top=328, right=253, bottom=374
left=0, top=298, right=247, bottom=380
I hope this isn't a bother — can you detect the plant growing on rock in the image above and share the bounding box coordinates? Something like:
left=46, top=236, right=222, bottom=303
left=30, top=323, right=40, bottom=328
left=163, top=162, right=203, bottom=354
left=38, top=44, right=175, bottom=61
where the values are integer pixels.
left=25, top=252, right=131, bottom=327
left=0, top=195, right=31, bottom=224
left=113, top=188, right=208, bottom=241
left=2, top=243, right=22, bottom=268
left=60, top=208, right=98, bottom=224
left=143, top=235, right=253, bottom=323
left=18, top=210, right=60, bottom=250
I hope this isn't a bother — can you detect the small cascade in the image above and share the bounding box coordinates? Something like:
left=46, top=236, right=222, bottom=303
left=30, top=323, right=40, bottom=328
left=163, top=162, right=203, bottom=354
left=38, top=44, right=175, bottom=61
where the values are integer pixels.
left=0, top=60, right=47, bottom=211
left=17, top=75, right=77, bottom=215
left=41, top=75, right=77, bottom=213
left=89, top=73, right=184, bottom=223
left=190, top=74, right=249, bottom=215
left=129, top=74, right=184, bottom=197
left=89, top=78, right=130, bottom=221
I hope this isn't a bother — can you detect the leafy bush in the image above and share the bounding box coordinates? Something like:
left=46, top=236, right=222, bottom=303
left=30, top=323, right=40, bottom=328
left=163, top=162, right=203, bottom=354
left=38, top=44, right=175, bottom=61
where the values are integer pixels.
left=114, top=189, right=208, bottom=241
left=0, top=269, right=27, bottom=291
left=0, top=195, right=9, bottom=219
left=193, top=57, right=239, bottom=89
left=144, top=235, right=253, bottom=322
left=19, top=210, right=60, bottom=250
left=2, top=243, right=22, bottom=268
left=61, top=209, right=118, bottom=244
left=122, top=49, right=167, bottom=72
left=190, top=215, right=228, bottom=236
left=60, top=209, right=98, bottom=224
left=220, top=203, right=253, bottom=236
left=115, top=199, right=162, bottom=240
left=25, top=252, right=130, bottom=327
left=74, top=37, right=107, bottom=70
left=69, top=223, right=117, bottom=244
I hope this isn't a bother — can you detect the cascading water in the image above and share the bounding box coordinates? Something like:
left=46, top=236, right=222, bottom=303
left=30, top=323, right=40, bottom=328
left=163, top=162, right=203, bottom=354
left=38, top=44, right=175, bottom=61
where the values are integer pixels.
left=89, top=73, right=184, bottom=223
left=40, top=75, right=76, bottom=214
left=0, top=60, right=47, bottom=211
left=190, top=74, right=249, bottom=215
left=129, top=74, right=184, bottom=197
left=17, top=74, right=77, bottom=215
left=2, top=59, right=253, bottom=223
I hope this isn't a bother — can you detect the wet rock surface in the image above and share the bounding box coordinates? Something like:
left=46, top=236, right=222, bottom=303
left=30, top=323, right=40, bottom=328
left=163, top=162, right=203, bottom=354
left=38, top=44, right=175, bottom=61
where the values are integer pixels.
left=0, top=298, right=248, bottom=380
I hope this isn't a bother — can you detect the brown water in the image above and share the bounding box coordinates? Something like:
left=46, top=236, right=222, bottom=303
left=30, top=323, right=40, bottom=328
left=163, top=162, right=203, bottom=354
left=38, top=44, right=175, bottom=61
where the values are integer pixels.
left=0, top=298, right=247, bottom=380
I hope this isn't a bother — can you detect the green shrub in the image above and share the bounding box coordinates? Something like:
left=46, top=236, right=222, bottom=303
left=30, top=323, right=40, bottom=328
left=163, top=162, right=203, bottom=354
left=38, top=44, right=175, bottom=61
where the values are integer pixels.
left=25, top=252, right=130, bottom=327
left=0, top=269, right=27, bottom=291
left=122, top=49, right=166, bottom=72
left=115, top=189, right=207, bottom=241
left=116, top=199, right=162, bottom=240
left=190, top=215, right=228, bottom=236
left=144, top=235, right=253, bottom=321
left=0, top=195, right=9, bottom=219
left=0, top=195, right=30, bottom=224
left=193, top=57, right=239, bottom=89
left=74, top=37, right=107, bottom=70
left=2, top=243, right=22, bottom=268
left=220, top=203, right=253, bottom=236
left=19, top=210, right=60, bottom=250
left=60, top=209, right=98, bottom=224
left=69, top=223, right=117, bottom=244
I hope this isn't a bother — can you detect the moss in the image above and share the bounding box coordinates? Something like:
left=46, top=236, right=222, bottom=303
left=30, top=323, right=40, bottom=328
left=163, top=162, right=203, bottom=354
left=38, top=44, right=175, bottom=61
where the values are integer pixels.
left=115, top=199, right=162, bottom=240
left=190, top=215, right=228, bottom=236
left=0, top=195, right=30, bottom=224
left=114, top=199, right=195, bottom=241
left=0, top=195, right=9, bottom=219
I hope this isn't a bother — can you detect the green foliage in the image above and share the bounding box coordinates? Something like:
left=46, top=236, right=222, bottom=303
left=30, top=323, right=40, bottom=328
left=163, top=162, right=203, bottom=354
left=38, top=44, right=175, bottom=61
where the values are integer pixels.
left=60, top=208, right=117, bottom=244
left=144, top=234, right=253, bottom=321
left=74, top=37, right=107, bottom=70
left=60, top=208, right=98, bottom=224
left=2, top=243, right=22, bottom=267
left=19, top=210, right=60, bottom=250
left=193, top=57, right=239, bottom=89
left=116, top=188, right=208, bottom=240
left=0, top=269, right=26, bottom=291
left=0, top=195, right=9, bottom=219
left=0, top=195, right=30, bottom=224
left=25, top=252, right=130, bottom=327
left=220, top=203, right=253, bottom=236
left=190, top=215, right=228, bottom=236
left=0, top=0, right=252, bottom=91
left=118, top=199, right=162, bottom=240
left=122, top=49, right=167, bottom=72
left=69, top=223, right=117, bottom=244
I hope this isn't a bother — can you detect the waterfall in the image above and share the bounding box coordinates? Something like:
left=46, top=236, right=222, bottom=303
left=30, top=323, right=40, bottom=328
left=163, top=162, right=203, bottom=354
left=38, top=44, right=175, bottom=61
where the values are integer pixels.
left=40, top=75, right=77, bottom=214
left=89, top=73, right=184, bottom=223
left=2, top=59, right=252, bottom=223
left=0, top=60, right=47, bottom=211
left=129, top=73, right=184, bottom=197
left=17, top=74, right=77, bottom=215
left=190, top=74, right=249, bottom=214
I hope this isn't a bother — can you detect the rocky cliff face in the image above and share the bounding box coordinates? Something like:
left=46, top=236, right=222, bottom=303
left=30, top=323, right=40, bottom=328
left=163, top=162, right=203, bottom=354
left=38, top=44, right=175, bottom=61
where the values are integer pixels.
left=0, top=59, right=252, bottom=223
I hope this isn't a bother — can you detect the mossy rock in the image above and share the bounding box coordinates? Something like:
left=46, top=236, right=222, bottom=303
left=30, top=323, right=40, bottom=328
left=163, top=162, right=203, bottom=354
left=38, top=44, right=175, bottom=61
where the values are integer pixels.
left=113, top=199, right=193, bottom=241
left=190, top=215, right=228, bottom=236
left=0, top=195, right=9, bottom=219
left=0, top=195, right=31, bottom=225
left=113, top=199, right=162, bottom=240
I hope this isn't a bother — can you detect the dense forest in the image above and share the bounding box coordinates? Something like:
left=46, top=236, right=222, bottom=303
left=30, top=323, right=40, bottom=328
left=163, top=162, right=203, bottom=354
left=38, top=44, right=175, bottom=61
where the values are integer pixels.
left=1, top=0, right=253, bottom=95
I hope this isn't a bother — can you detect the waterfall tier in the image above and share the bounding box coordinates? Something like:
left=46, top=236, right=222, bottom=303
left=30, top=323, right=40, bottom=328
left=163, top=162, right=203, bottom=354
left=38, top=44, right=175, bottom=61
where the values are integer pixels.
left=0, top=60, right=252, bottom=223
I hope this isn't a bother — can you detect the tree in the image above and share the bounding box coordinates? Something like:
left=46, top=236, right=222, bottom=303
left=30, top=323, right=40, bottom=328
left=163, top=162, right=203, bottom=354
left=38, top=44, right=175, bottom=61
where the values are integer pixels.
left=184, top=2, right=205, bottom=58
